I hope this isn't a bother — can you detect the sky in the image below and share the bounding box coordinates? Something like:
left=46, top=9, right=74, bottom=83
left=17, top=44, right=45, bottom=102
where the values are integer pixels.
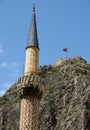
left=0, top=0, right=90, bottom=96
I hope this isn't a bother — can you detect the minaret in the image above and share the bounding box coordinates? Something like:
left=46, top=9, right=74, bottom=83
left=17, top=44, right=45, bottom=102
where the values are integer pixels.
left=25, top=6, right=39, bottom=76
left=17, top=7, right=45, bottom=130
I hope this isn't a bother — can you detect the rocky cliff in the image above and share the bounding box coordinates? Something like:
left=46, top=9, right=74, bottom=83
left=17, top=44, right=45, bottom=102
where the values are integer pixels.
left=0, top=56, right=90, bottom=130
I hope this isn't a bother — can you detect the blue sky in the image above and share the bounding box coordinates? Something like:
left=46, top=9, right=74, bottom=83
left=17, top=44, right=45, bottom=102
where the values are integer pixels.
left=0, top=0, right=90, bottom=96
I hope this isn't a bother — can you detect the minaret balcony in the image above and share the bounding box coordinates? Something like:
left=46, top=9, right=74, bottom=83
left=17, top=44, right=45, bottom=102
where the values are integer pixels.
left=17, top=74, right=46, bottom=99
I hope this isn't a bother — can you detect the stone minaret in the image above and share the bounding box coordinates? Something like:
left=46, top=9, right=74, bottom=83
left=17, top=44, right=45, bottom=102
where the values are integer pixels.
left=17, top=7, right=45, bottom=130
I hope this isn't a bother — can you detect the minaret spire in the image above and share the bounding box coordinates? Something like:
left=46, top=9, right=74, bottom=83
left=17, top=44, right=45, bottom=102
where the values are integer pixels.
left=27, top=6, right=39, bottom=49
left=33, top=6, right=35, bottom=12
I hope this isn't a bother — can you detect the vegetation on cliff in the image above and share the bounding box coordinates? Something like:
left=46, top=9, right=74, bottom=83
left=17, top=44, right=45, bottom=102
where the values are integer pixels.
left=0, top=56, right=90, bottom=130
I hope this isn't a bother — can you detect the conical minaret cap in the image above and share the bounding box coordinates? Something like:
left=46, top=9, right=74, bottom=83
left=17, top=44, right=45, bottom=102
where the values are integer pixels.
left=26, top=7, right=39, bottom=49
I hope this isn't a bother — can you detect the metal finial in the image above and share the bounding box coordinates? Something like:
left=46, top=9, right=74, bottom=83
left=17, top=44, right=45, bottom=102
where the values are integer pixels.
left=33, top=4, right=35, bottom=12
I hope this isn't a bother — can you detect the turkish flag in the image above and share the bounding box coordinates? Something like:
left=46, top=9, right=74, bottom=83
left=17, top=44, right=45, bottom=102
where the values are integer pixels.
left=62, top=48, right=67, bottom=52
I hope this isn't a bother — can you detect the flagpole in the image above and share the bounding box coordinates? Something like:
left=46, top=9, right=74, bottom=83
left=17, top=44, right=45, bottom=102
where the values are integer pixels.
left=66, top=50, right=68, bottom=58
left=62, top=48, right=68, bottom=58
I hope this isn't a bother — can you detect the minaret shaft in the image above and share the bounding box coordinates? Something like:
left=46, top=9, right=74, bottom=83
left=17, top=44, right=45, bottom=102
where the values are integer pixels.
left=25, top=48, right=39, bottom=75
left=20, top=96, right=39, bottom=130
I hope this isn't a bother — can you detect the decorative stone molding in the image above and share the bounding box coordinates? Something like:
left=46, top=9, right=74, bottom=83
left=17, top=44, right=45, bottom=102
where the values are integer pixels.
left=19, top=96, right=39, bottom=130
left=17, top=74, right=46, bottom=99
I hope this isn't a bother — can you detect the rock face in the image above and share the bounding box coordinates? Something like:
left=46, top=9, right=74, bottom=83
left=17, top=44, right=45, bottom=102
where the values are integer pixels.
left=0, top=56, right=90, bottom=130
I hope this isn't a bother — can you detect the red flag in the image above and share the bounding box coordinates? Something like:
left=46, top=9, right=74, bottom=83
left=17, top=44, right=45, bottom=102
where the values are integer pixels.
left=62, top=48, right=67, bottom=52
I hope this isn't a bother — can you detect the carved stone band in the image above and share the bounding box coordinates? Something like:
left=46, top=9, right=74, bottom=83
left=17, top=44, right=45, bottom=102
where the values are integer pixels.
left=17, top=74, right=46, bottom=99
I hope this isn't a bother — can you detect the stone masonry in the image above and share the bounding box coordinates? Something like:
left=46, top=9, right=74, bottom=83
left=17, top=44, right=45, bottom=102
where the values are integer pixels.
left=25, top=48, right=39, bottom=75
left=17, top=75, right=45, bottom=130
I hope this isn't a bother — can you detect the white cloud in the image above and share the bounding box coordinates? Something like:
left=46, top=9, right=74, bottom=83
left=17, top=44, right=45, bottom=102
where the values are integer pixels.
left=0, top=62, right=7, bottom=68
left=11, top=62, right=21, bottom=67
left=0, top=62, right=21, bottom=68
left=0, top=45, right=3, bottom=54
